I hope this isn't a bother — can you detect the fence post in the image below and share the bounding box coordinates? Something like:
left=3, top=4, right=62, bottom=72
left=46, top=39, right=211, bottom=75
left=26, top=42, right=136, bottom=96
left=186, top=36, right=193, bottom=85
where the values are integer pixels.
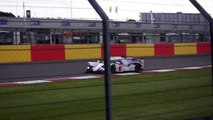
left=189, top=0, right=213, bottom=95
left=88, top=0, right=112, bottom=120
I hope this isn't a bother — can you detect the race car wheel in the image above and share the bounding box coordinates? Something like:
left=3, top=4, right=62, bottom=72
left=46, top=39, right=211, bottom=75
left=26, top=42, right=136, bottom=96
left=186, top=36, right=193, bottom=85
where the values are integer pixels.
left=135, top=64, right=141, bottom=72
left=111, top=65, right=116, bottom=73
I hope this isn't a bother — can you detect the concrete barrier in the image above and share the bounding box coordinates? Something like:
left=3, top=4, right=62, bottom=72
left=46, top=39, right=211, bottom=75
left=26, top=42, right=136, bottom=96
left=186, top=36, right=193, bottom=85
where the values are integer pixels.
left=126, top=44, right=155, bottom=57
left=31, top=45, right=65, bottom=62
left=174, top=43, right=197, bottom=55
left=0, top=45, right=31, bottom=63
left=65, top=44, right=101, bottom=60
left=0, top=42, right=211, bottom=63
left=197, top=42, right=211, bottom=54
left=154, top=43, right=174, bottom=56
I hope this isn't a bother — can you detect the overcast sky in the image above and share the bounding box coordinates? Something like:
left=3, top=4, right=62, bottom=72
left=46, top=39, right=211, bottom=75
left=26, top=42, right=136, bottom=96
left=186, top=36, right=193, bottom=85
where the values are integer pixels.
left=0, top=0, right=212, bottom=21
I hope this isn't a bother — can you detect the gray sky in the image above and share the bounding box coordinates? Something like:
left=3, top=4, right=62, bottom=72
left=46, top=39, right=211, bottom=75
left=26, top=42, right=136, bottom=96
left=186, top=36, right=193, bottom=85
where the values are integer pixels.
left=0, top=0, right=212, bottom=21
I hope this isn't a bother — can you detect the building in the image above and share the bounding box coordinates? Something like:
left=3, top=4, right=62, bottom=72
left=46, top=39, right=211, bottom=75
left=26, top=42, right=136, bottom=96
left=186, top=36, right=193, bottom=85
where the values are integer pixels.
left=140, top=12, right=208, bottom=24
left=139, top=12, right=210, bottom=43
left=0, top=12, right=210, bottom=45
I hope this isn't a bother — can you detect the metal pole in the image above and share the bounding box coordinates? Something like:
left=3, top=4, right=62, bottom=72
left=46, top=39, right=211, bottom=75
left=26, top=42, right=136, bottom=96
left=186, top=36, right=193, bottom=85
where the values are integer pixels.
left=23, top=1, right=25, bottom=19
left=189, top=0, right=213, bottom=94
left=210, top=22, right=213, bottom=94
left=71, top=0, right=73, bottom=19
left=189, top=0, right=212, bottom=22
left=88, top=0, right=112, bottom=120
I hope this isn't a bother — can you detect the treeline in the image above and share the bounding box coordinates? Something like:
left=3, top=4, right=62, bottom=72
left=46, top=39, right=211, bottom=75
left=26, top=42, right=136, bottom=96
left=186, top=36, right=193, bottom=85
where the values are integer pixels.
left=0, top=11, right=15, bottom=17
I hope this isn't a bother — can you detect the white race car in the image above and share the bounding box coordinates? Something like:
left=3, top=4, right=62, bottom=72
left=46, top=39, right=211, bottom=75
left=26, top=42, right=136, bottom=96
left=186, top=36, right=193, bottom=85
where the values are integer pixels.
left=86, top=57, right=144, bottom=73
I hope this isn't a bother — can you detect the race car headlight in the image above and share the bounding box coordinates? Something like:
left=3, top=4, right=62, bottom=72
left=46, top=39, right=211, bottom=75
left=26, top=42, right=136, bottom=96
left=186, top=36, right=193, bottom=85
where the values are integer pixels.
left=99, top=67, right=105, bottom=71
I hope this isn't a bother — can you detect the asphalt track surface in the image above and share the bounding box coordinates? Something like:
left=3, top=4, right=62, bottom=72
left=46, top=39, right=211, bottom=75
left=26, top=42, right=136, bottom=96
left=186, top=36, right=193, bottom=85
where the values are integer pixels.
left=0, top=55, right=211, bottom=83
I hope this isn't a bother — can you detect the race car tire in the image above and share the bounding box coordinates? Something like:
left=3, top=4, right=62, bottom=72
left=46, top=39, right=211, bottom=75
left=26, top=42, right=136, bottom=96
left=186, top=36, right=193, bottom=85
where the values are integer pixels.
left=135, top=64, right=141, bottom=72
left=111, top=65, right=116, bottom=73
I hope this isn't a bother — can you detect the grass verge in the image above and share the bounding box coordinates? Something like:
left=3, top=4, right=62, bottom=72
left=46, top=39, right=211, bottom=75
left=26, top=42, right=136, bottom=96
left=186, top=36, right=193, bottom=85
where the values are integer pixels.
left=0, top=68, right=212, bottom=120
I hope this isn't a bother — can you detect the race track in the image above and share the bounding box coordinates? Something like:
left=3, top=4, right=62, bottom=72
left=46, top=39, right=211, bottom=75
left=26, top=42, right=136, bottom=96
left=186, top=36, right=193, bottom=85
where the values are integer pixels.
left=0, top=55, right=211, bottom=83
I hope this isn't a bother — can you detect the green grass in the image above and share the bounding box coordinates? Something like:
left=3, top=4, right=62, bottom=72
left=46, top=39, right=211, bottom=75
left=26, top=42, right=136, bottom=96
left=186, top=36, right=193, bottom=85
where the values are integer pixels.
left=0, top=68, right=212, bottom=120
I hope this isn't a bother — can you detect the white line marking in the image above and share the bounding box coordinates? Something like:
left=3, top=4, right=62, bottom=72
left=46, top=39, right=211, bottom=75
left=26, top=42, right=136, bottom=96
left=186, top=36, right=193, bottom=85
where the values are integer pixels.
left=48, top=77, right=72, bottom=81
left=13, top=80, right=51, bottom=84
left=0, top=83, right=13, bottom=85
left=115, top=73, right=140, bottom=76
left=181, top=66, right=203, bottom=70
left=149, top=69, right=176, bottom=73
left=69, top=75, right=101, bottom=80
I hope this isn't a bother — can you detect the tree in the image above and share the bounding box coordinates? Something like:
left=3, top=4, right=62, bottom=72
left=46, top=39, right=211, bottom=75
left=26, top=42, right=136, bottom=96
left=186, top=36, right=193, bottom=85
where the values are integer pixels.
left=0, top=11, right=15, bottom=17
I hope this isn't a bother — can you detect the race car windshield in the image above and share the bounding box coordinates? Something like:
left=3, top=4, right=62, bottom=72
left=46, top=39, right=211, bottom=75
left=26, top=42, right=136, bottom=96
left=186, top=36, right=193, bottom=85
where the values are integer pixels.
left=121, top=59, right=131, bottom=65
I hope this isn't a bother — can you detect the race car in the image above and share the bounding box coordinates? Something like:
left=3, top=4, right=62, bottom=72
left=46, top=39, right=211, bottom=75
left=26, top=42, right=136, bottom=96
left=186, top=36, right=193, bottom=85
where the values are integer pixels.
left=86, top=56, right=144, bottom=73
